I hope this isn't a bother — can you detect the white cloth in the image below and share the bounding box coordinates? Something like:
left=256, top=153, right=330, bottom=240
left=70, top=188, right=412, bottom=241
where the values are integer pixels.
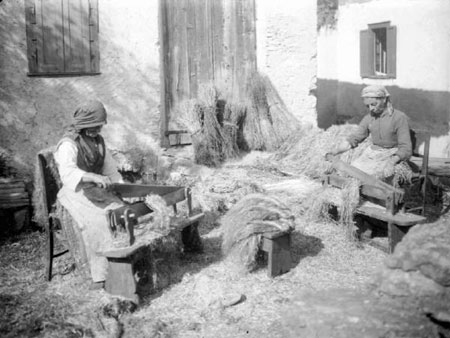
left=54, top=139, right=123, bottom=191
left=350, top=145, right=397, bottom=178
left=54, top=139, right=124, bottom=282
left=57, top=186, right=123, bottom=282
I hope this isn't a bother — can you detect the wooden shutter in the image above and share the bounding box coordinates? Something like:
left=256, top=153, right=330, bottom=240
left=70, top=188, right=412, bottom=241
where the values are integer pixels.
left=63, top=0, right=99, bottom=73
left=360, top=29, right=374, bottom=78
left=28, top=0, right=65, bottom=74
left=25, top=0, right=99, bottom=75
left=386, top=26, right=397, bottom=78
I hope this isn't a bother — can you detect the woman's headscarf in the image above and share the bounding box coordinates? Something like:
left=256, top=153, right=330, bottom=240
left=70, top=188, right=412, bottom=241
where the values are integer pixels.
left=72, top=100, right=107, bottom=131
left=361, top=85, right=390, bottom=98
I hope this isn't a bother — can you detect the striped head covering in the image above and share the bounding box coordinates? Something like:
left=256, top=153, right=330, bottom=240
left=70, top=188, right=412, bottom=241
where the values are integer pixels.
left=72, top=100, right=107, bottom=131
left=361, top=85, right=390, bottom=98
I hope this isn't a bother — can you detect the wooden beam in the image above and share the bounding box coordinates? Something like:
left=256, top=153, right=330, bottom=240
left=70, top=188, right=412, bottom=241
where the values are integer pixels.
left=409, top=157, right=450, bottom=177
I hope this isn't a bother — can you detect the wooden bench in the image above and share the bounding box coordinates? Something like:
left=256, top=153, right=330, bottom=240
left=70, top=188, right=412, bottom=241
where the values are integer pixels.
left=98, top=183, right=204, bottom=304
left=322, top=174, right=427, bottom=253
left=261, top=230, right=292, bottom=277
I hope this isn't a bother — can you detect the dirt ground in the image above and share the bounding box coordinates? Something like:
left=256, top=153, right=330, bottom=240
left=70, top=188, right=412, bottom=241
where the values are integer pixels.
left=1, top=152, right=448, bottom=338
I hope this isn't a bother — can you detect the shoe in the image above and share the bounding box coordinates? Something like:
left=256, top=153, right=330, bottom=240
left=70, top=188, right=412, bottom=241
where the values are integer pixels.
left=89, top=281, right=105, bottom=290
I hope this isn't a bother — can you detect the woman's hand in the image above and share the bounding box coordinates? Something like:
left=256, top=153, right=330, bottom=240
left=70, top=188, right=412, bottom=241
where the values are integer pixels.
left=82, top=172, right=112, bottom=189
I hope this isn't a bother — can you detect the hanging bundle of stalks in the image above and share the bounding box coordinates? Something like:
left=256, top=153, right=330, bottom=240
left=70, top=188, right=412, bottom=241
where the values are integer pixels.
left=303, top=178, right=361, bottom=241
left=0, top=147, right=13, bottom=177
left=221, top=193, right=295, bottom=272
left=177, top=84, right=239, bottom=167
left=32, top=147, right=61, bottom=229
left=239, top=72, right=288, bottom=151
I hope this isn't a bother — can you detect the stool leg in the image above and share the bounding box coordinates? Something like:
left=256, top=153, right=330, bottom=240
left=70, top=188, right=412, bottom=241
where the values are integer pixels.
left=388, top=223, right=409, bottom=253
left=264, top=234, right=291, bottom=277
left=105, top=258, right=139, bottom=304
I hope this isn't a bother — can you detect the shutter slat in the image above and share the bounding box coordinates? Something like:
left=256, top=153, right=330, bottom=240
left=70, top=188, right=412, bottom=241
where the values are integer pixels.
left=386, top=26, right=397, bottom=78
left=360, top=29, right=374, bottom=78
left=34, top=0, right=65, bottom=73
left=25, top=0, right=38, bottom=73
left=88, top=0, right=100, bottom=72
left=63, top=0, right=91, bottom=73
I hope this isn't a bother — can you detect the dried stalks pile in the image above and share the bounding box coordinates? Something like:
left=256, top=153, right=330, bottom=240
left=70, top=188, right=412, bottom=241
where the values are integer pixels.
left=303, top=178, right=361, bottom=240
left=177, top=85, right=239, bottom=167
left=275, top=124, right=368, bottom=178
left=191, top=167, right=265, bottom=213
left=221, top=193, right=295, bottom=272
left=0, top=147, right=14, bottom=177
left=176, top=73, right=299, bottom=167
left=272, top=124, right=368, bottom=240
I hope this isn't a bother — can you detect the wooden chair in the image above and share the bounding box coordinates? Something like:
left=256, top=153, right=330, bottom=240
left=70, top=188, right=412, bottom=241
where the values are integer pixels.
left=36, top=151, right=88, bottom=281
left=406, top=129, right=431, bottom=215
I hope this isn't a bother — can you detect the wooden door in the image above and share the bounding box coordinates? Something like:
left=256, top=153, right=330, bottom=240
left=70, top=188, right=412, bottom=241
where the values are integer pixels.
left=159, top=0, right=257, bottom=146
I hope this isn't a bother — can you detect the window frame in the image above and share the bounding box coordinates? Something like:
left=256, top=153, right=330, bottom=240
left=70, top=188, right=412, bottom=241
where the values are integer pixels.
left=25, top=0, right=100, bottom=77
left=360, top=21, right=397, bottom=79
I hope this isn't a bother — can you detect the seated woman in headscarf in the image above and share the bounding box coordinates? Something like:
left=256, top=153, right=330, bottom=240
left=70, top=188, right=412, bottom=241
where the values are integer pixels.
left=54, top=100, right=125, bottom=289
left=327, top=85, right=413, bottom=184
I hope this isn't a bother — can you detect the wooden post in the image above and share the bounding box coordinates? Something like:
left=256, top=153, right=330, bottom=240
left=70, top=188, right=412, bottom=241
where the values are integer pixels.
left=388, top=223, right=409, bottom=253
left=262, top=232, right=292, bottom=277
left=159, top=0, right=170, bottom=148
left=105, top=258, right=139, bottom=304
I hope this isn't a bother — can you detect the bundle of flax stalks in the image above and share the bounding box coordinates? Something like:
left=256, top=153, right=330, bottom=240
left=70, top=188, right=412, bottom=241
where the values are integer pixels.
left=221, top=193, right=295, bottom=272
left=275, top=124, right=367, bottom=178
left=273, top=124, right=368, bottom=240
left=176, top=73, right=299, bottom=167
left=177, top=84, right=239, bottom=167
left=229, top=72, right=300, bottom=152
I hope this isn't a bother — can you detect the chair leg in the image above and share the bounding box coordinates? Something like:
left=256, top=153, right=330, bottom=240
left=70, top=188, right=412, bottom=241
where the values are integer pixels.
left=46, top=219, right=54, bottom=281
left=421, top=176, right=427, bottom=216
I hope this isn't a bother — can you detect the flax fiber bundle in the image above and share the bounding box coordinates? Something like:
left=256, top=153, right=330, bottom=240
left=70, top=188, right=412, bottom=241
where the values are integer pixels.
left=303, top=178, right=361, bottom=240
left=177, top=84, right=239, bottom=167
left=275, top=124, right=365, bottom=178
left=239, top=72, right=299, bottom=151
left=221, top=193, right=295, bottom=272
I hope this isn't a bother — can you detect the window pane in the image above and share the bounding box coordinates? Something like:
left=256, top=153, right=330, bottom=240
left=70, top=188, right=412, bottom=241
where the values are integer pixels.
left=373, top=28, right=387, bottom=74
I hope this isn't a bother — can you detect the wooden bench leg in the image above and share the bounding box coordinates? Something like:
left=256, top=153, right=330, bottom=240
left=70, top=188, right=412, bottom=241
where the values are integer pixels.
left=105, top=258, right=139, bottom=304
left=262, top=233, right=292, bottom=277
left=181, top=223, right=203, bottom=253
left=388, top=222, right=410, bottom=253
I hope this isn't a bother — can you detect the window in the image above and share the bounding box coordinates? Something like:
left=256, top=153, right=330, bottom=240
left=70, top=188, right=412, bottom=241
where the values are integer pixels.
left=25, top=0, right=99, bottom=76
left=360, top=22, right=396, bottom=79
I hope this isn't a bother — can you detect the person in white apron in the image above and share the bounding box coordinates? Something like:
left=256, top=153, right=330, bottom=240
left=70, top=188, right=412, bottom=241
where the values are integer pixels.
left=54, top=100, right=124, bottom=289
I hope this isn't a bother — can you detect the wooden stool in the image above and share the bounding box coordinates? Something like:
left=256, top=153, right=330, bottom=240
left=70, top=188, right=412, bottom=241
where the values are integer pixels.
left=98, top=214, right=203, bottom=304
left=261, top=231, right=292, bottom=277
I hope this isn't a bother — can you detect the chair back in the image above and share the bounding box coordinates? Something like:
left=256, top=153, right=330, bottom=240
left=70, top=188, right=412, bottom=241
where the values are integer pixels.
left=409, top=129, right=430, bottom=177
left=35, top=149, right=61, bottom=227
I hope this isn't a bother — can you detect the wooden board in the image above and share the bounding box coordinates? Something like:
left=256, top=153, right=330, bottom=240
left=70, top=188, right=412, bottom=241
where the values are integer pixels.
left=409, top=156, right=450, bottom=177
left=98, top=213, right=204, bottom=259
left=111, top=183, right=182, bottom=198
left=356, top=206, right=427, bottom=226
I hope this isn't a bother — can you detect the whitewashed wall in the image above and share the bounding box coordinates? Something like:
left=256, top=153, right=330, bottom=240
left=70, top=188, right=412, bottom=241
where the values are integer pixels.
left=318, top=0, right=450, bottom=157
left=256, top=0, right=318, bottom=127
